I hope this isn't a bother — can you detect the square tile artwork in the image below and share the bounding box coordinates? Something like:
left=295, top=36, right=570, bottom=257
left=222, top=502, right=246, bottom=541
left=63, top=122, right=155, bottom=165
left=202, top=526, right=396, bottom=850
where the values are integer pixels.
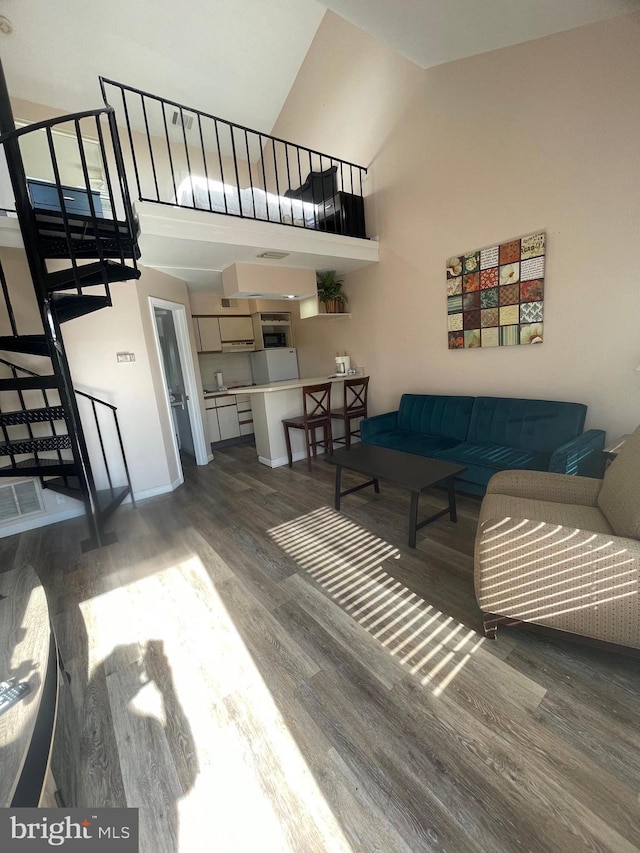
left=446, top=231, right=545, bottom=348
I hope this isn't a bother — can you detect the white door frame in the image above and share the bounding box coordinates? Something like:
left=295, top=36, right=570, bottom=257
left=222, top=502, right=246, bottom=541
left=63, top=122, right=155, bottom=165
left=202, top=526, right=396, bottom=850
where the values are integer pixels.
left=149, top=297, right=209, bottom=469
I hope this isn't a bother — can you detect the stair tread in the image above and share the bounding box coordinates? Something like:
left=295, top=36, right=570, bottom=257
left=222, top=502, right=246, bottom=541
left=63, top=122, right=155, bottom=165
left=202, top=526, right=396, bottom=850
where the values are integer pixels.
left=0, top=405, right=66, bottom=422
left=0, top=375, right=59, bottom=391
left=0, top=457, right=77, bottom=477
left=0, top=434, right=71, bottom=448
left=50, top=293, right=111, bottom=323
left=0, top=335, right=50, bottom=356
left=46, top=259, right=140, bottom=291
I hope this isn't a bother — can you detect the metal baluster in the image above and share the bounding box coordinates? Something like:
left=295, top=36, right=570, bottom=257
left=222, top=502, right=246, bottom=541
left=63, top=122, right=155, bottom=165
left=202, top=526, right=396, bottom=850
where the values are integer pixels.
left=75, top=119, right=109, bottom=301
left=45, top=128, right=80, bottom=292
left=197, top=114, right=213, bottom=212
left=244, top=129, right=256, bottom=219
left=179, top=107, right=194, bottom=209
left=160, top=101, right=178, bottom=203
left=230, top=124, right=242, bottom=216
left=119, top=88, right=142, bottom=202
left=91, top=397, right=113, bottom=494
left=113, top=408, right=135, bottom=507
left=141, top=95, right=160, bottom=202
left=94, top=115, right=123, bottom=264
left=214, top=119, right=227, bottom=214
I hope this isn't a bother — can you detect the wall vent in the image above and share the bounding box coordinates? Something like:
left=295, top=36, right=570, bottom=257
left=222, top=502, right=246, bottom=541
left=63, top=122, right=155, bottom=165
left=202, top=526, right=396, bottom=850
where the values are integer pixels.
left=171, top=110, right=195, bottom=131
left=0, top=480, right=43, bottom=523
left=220, top=298, right=238, bottom=308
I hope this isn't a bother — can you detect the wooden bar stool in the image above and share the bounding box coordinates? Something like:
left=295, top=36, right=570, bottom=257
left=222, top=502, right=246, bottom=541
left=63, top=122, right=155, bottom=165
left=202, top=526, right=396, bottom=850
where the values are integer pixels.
left=330, top=376, right=369, bottom=449
left=282, top=382, right=333, bottom=470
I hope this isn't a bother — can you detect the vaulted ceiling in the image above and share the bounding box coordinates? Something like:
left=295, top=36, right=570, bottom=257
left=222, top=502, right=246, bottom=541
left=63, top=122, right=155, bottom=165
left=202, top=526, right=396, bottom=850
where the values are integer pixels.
left=0, top=0, right=637, bottom=135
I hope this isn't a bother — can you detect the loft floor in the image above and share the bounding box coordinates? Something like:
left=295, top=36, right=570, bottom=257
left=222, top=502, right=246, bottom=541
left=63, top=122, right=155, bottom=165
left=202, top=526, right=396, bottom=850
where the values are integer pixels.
left=4, top=446, right=640, bottom=852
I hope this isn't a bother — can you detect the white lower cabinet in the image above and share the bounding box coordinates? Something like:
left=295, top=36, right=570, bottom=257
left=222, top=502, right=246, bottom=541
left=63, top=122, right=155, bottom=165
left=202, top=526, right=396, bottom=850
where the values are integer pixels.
left=206, top=408, right=221, bottom=443
left=206, top=393, right=252, bottom=444
left=217, top=404, right=241, bottom=440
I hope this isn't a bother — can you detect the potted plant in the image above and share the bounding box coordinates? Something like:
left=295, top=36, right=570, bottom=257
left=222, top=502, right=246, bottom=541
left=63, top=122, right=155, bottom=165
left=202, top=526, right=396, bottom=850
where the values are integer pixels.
left=316, top=270, right=348, bottom=314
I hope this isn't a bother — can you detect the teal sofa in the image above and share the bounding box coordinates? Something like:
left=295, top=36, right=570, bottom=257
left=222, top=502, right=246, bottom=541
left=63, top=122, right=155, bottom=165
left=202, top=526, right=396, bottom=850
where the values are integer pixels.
left=360, top=394, right=606, bottom=495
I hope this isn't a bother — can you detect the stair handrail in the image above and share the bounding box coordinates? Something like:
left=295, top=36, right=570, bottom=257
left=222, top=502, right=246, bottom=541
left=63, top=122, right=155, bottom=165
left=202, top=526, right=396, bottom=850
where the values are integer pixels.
left=0, top=356, right=134, bottom=506
left=0, top=106, right=116, bottom=146
left=75, top=390, right=134, bottom=504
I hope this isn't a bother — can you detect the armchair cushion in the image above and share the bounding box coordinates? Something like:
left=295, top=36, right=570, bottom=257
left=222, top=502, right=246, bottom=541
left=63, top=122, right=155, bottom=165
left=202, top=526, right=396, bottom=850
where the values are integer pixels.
left=475, top=512, right=640, bottom=647
left=597, top=425, right=640, bottom=538
left=479, top=492, right=613, bottom=535
left=487, top=470, right=602, bottom=505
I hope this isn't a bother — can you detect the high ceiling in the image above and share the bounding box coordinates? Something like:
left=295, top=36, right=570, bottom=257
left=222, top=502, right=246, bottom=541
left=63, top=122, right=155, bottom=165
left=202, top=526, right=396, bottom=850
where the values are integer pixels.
left=0, top=0, right=637, bottom=135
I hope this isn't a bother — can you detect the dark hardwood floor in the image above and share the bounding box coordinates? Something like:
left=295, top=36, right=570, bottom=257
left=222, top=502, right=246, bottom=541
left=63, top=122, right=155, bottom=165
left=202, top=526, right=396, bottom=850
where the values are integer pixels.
left=4, top=445, right=640, bottom=852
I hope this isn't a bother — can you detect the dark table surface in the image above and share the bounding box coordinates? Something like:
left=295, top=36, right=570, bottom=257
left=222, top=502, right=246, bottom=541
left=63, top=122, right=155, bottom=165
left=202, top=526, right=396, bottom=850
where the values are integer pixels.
left=324, top=445, right=466, bottom=491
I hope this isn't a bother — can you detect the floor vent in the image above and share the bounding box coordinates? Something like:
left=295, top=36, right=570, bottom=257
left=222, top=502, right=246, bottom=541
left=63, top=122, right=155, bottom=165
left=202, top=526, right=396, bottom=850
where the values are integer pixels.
left=0, top=479, right=43, bottom=522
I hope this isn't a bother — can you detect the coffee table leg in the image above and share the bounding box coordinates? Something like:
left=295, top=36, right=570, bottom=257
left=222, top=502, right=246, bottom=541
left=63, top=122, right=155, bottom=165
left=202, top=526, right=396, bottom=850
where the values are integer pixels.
left=334, top=465, right=343, bottom=511
left=447, top=478, right=458, bottom=522
left=409, top=491, right=419, bottom=548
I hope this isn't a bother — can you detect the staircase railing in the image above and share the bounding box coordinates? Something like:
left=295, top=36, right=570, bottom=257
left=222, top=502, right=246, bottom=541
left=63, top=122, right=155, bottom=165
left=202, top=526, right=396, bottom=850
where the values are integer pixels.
left=75, top=389, right=134, bottom=505
left=0, top=356, right=64, bottom=474
left=0, top=356, right=134, bottom=507
left=0, top=106, right=139, bottom=283
left=99, top=77, right=368, bottom=236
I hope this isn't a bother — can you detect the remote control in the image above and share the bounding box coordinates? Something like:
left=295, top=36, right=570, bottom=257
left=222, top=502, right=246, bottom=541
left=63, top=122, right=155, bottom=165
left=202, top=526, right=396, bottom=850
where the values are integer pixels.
left=0, top=681, right=30, bottom=715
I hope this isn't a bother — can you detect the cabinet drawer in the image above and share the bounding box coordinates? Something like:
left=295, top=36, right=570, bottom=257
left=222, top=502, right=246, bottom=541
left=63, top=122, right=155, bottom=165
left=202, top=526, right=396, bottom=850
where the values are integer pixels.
left=215, top=395, right=236, bottom=408
left=239, top=422, right=254, bottom=436
left=28, top=178, right=103, bottom=217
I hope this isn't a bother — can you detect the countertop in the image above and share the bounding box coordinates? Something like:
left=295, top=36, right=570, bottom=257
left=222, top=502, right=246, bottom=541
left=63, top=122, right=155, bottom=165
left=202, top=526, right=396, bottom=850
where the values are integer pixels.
left=203, top=384, right=255, bottom=398
left=239, top=374, right=367, bottom=394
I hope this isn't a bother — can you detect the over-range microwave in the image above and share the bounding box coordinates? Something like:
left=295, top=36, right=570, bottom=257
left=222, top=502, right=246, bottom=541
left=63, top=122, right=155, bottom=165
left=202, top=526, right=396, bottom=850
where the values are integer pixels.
left=221, top=340, right=255, bottom=352
left=263, top=332, right=288, bottom=348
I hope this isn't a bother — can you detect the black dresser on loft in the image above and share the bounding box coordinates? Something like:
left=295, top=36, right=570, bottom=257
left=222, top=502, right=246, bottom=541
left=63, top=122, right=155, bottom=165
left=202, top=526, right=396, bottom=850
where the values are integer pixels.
left=315, top=191, right=366, bottom=239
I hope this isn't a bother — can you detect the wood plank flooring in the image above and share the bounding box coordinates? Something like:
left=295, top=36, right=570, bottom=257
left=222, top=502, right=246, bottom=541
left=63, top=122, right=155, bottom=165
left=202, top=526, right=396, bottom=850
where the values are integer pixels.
left=4, top=444, right=640, bottom=852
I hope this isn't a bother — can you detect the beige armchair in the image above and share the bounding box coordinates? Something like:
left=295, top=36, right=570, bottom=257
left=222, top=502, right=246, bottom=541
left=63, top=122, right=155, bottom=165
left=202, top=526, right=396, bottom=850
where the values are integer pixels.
left=474, top=426, right=640, bottom=650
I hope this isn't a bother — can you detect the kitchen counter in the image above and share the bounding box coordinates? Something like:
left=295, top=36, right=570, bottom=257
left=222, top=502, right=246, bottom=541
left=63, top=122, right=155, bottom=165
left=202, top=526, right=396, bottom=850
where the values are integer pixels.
left=244, top=374, right=368, bottom=467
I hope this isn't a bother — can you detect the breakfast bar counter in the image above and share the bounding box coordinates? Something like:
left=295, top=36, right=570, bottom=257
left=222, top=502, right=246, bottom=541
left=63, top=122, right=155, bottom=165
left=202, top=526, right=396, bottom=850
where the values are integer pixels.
left=241, top=375, right=367, bottom=467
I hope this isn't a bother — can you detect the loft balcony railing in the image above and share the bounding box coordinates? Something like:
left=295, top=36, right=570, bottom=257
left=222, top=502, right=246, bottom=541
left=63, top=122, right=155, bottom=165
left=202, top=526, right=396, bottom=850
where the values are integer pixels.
left=99, top=78, right=368, bottom=239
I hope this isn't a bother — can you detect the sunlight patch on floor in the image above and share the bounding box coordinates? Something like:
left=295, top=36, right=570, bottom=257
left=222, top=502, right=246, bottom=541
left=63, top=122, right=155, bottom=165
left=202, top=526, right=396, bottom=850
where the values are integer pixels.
left=269, top=506, right=483, bottom=696
left=79, top=554, right=352, bottom=853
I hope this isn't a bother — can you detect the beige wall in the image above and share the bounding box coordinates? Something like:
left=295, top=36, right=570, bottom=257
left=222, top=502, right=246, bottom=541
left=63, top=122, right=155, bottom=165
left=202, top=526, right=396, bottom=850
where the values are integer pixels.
left=60, top=268, right=182, bottom=497
left=277, top=12, right=640, bottom=440
left=134, top=265, right=207, bottom=480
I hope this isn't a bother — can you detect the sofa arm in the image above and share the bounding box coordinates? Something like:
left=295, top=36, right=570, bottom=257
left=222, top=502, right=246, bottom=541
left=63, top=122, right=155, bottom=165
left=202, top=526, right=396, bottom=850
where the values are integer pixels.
left=360, top=410, right=398, bottom=443
left=474, top=518, right=640, bottom=648
left=549, top=429, right=606, bottom=478
left=486, top=469, right=602, bottom=506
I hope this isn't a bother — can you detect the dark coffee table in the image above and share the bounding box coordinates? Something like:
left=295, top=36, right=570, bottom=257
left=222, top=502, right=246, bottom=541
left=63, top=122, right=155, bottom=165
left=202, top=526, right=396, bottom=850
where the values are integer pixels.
left=324, top=445, right=467, bottom=548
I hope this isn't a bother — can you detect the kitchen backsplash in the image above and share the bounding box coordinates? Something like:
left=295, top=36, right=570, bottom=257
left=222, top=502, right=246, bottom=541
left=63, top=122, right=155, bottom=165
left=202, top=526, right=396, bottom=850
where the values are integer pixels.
left=199, top=352, right=254, bottom=389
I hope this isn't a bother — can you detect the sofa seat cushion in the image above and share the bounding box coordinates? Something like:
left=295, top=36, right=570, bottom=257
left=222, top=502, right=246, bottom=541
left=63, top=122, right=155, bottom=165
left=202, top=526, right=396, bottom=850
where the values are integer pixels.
left=435, top=441, right=549, bottom=472
left=365, top=430, right=460, bottom=457
left=479, top=492, right=614, bottom=534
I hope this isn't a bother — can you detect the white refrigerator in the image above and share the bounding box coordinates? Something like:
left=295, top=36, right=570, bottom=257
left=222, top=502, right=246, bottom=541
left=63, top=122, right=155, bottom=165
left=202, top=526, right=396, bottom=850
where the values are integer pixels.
left=250, top=348, right=299, bottom=384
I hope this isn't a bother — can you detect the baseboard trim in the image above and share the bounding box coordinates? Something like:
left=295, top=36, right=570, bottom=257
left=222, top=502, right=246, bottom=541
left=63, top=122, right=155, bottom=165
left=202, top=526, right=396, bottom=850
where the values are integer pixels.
left=0, top=506, right=85, bottom=538
left=129, top=477, right=183, bottom=502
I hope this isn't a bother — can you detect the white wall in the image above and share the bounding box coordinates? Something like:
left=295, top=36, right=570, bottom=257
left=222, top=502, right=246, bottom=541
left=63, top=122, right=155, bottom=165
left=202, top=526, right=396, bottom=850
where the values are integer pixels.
left=278, top=12, right=640, bottom=441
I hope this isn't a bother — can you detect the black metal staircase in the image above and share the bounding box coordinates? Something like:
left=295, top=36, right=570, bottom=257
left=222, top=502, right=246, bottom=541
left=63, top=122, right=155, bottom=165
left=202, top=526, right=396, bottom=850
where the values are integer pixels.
left=0, top=60, right=140, bottom=550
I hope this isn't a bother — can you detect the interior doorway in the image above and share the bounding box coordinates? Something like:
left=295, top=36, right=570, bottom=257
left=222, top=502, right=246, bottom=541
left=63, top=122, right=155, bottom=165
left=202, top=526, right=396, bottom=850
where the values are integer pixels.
left=150, top=298, right=208, bottom=477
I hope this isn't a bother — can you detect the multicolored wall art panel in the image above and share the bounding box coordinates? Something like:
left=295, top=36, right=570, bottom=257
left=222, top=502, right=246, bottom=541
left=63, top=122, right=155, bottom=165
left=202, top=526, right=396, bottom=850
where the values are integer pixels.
left=446, top=231, right=545, bottom=349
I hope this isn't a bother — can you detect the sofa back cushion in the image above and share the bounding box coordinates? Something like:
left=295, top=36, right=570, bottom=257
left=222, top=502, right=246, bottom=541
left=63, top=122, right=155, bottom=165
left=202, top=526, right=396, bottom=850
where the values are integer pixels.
left=397, top=394, right=475, bottom=440
left=598, top=425, right=640, bottom=538
left=467, top=397, right=587, bottom=453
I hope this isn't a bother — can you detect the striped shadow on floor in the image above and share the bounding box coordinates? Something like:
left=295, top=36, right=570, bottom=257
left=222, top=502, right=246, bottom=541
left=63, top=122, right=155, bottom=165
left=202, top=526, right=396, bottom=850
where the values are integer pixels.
left=268, top=506, right=484, bottom=695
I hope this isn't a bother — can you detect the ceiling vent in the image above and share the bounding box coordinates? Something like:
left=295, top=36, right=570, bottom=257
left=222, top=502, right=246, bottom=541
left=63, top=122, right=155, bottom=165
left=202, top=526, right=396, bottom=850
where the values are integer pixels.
left=171, top=110, right=195, bottom=131
left=257, top=251, right=289, bottom=260
left=220, top=298, right=238, bottom=308
left=0, top=480, right=43, bottom=523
